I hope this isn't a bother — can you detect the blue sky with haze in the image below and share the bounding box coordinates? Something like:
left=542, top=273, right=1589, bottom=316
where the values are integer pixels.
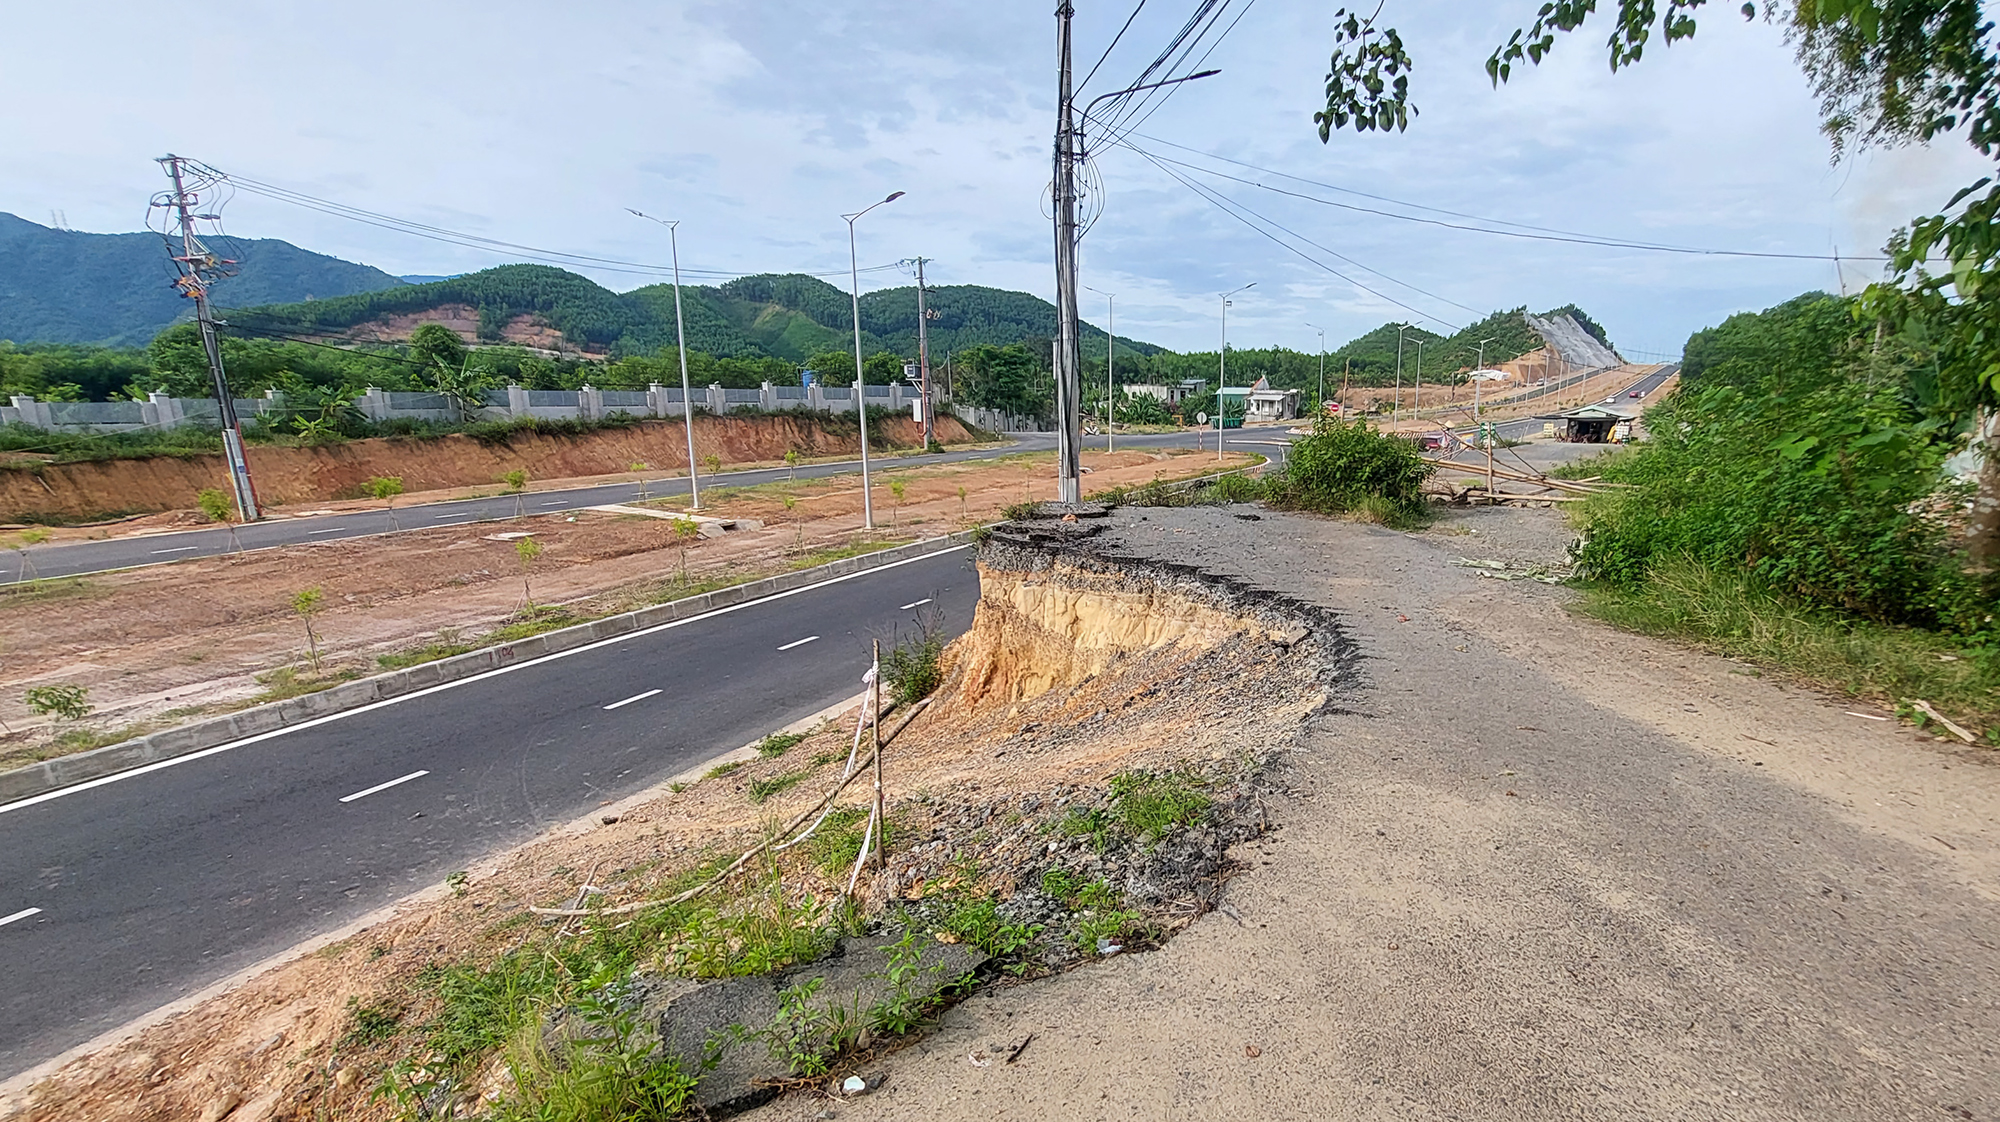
left=0, top=0, right=1985, bottom=357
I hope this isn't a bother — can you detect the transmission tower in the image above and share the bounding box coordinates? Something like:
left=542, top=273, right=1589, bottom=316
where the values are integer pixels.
left=152, top=155, right=260, bottom=522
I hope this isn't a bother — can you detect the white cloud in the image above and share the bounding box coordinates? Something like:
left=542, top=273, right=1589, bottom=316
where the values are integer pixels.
left=0, top=0, right=1983, bottom=355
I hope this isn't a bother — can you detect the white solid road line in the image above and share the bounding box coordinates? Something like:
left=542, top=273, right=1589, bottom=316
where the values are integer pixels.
left=540, top=500, right=568, bottom=506
left=776, top=635, right=820, bottom=651
left=434, top=512, right=476, bottom=520
left=0, top=907, right=42, bottom=928
left=899, top=598, right=932, bottom=610
left=338, top=770, right=431, bottom=804
left=150, top=546, right=198, bottom=555
left=308, top=527, right=345, bottom=535
left=603, top=688, right=662, bottom=710
left=0, top=543, right=971, bottom=816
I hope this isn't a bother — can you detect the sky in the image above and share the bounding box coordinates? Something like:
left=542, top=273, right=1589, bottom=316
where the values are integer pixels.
left=0, top=0, right=1989, bottom=358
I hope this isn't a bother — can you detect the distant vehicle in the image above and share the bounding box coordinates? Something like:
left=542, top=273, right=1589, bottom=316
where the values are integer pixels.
left=1414, top=430, right=1451, bottom=451
left=1628, top=390, right=1642, bottom=398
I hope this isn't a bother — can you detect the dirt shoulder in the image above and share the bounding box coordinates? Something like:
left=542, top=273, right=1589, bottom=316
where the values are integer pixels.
left=745, top=504, right=2000, bottom=1122
left=0, top=448, right=1254, bottom=770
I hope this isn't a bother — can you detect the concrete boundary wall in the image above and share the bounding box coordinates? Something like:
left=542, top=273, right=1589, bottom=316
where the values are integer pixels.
left=0, top=532, right=978, bottom=807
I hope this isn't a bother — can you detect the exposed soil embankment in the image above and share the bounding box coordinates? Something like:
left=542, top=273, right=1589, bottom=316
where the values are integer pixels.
left=5, top=512, right=1353, bottom=1122
left=0, top=413, right=971, bottom=522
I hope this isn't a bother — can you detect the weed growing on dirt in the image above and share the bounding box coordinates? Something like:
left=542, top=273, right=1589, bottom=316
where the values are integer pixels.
left=935, top=898, right=1043, bottom=961
left=339, top=996, right=406, bottom=1050
left=804, top=807, right=899, bottom=876
left=23, top=683, right=91, bottom=721
left=881, top=629, right=945, bottom=705
left=1262, top=416, right=1433, bottom=527
left=705, top=760, right=745, bottom=779
left=760, top=977, right=864, bottom=1078
left=748, top=771, right=808, bottom=803
left=756, top=730, right=809, bottom=758
left=1109, top=769, right=1213, bottom=844
left=489, top=970, right=698, bottom=1122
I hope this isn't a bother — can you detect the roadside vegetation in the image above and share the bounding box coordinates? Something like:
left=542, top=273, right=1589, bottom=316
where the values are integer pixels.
left=1566, top=293, right=2000, bottom=739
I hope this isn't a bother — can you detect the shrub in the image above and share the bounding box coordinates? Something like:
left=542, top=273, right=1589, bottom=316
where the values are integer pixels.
left=24, top=684, right=92, bottom=721
left=881, top=628, right=946, bottom=704
left=1265, top=417, right=1432, bottom=526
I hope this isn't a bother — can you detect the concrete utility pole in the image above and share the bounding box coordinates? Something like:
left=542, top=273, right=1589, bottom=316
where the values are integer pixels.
left=1050, top=1, right=1084, bottom=505
left=155, top=155, right=258, bottom=522
left=913, top=256, right=935, bottom=451
left=1084, top=285, right=1114, bottom=452
left=627, top=209, right=702, bottom=510
left=845, top=191, right=904, bottom=530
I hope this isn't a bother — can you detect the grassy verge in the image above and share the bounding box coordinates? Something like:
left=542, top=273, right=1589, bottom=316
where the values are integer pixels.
left=1574, top=558, right=1999, bottom=740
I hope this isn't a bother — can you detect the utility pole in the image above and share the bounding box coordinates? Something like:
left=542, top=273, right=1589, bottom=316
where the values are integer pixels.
left=1474, top=336, right=1495, bottom=420
left=155, top=155, right=258, bottom=522
left=913, top=256, right=935, bottom=451
left=1051, top=0, right=1084, bottom=505
left=1217, top=283, right=1254, bottom=459
left=1413, top=339, right=1425, bottom=421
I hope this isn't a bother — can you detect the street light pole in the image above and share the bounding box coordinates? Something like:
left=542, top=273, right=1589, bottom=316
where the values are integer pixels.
left=844, top=191, right=905, bottom=531
left=1305, top=322, right=1325, bottom=408
left=1084, top=285, right=1114, bottom=452
left=1218, top=282, right=1254, bottom=459
left=1474, top=336, right=1495, bottom=419
left=1394, top=324, right=1407, bottom=424
left=627, top=208, right=702, bottom=511
left=1413, top=339, right=1425, bottom=420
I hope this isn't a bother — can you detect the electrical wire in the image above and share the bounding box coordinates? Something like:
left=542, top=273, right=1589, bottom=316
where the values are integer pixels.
left=1117, top=136, right=1884, bottom=263
left=1129, top=141, right=1465, bottom=330
left=1091, top=0, right=1227, bottom=133
left=1077, top=0, right=1150, bottom=96
left=217, top=170, right=907, bottom=281
left=1098, top=0, right=1256, bottom=142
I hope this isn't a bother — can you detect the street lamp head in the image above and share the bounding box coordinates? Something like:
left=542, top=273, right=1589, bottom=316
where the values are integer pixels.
left=883, top=191, right=905, bottom=203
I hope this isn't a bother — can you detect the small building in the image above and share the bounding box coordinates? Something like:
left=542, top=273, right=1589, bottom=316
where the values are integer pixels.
left=1244, top=381, right=1300, bottom=422
left=1551, top=404, right=1637, bottom=443
left=1126, top=378, right=1209, bottom=405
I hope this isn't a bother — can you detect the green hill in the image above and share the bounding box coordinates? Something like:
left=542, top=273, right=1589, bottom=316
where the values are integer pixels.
left=229, top=264, right=1164, bottom=363
left=0, top=212, right=406, bottom=346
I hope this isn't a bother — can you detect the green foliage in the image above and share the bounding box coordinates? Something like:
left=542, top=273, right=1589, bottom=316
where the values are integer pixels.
left=954, top=343, right=1051, bottom=419
left=1265, top=416, right=1433, bottom=525
left=1106, top=770, right=1213, bottom=844
left=1578, top=555, right=2000, bottom=734
left=760, top=977, right=864, bottom=1078
left=292, top=586, right=326, bottom=673
left=747, top=771, right=807, bottom=803
left=365, top=475, right=404, bottom=503
left=489, top=971, right=698, bottom=1122
left=937, top=898, right=1043, bottom=961
left=196, top=488, right=234, bottom=523
left=339, top=996, right=406, bottom=1050
left=755, top=730, right=809, bottom=758
left=24, top=683, right=91, bottom=721
left=1574, top=292, right=1975, bottom=628
left=881, top=627, right=946, bottom=705
left=0, top=212, right=404, bottom=347
left=804, top=806, right=899, bottom=876
left=500, top=468, right=529, bottom=493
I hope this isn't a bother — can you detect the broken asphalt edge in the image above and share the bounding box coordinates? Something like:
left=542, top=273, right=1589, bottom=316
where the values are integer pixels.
left=0, top=532, right=980, bottom=808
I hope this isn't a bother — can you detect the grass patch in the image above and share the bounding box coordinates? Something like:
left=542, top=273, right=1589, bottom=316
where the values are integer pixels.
left=882, top=628, right=946, bottom=705
left=0, top=576, right=98, bottom=609
left=803, top=806, right=900, bottom=876
left=247, top=665, right=359, bottom=705
left=377, top=639, right=475, bottom=671
left=1576, top=557, right=2000, bottom=736
left=338, top=996, right=406, bottom=1050
left=756, top=730, right=809, bottom=758
left=747, top=770, right=808, bottom=803
left=705, top=760, right=745, bottom=779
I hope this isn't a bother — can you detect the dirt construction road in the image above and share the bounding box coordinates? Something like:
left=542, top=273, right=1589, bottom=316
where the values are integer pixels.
left=752, top=506, right=2000, bottom=1121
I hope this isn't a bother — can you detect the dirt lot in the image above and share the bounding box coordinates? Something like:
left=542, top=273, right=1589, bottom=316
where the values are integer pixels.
left=0, top=448, right=1254, bottom=770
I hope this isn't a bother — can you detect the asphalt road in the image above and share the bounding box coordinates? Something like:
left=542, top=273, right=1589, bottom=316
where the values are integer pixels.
left=0, top=429, right=1241, bottom=583
left=0, top=547, right=980, bottom=1079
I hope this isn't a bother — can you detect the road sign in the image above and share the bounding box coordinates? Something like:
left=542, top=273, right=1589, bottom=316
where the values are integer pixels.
left=1196, top=411, right=1209, bottom=425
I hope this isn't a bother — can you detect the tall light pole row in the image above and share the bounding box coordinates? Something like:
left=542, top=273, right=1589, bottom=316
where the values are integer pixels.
left=630, top=192, right=904, bottom=531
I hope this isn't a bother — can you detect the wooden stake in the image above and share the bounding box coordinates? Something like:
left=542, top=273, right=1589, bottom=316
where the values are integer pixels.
left=871, top=639, right=886, bottom=872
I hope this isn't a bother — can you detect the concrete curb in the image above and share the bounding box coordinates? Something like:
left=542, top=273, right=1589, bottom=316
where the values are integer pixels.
left=0, top=532, right=978, bottom=808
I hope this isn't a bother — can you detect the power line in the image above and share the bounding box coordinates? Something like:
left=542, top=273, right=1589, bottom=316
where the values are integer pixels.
left=1099, top=0, right=1257, bottom=141
left=1076, top=0, right=1149, bottom=96
left=1118, top=135, right=1884, bottom=263
left=216, top=170, right=909, bottom=281
left=1126, top=141, right=1466, bottom=331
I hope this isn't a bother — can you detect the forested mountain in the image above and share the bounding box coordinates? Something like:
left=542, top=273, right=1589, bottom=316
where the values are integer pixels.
left=229, top=264, right=1163, bottom=364
left=0, top=212, right=406, bottom=346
